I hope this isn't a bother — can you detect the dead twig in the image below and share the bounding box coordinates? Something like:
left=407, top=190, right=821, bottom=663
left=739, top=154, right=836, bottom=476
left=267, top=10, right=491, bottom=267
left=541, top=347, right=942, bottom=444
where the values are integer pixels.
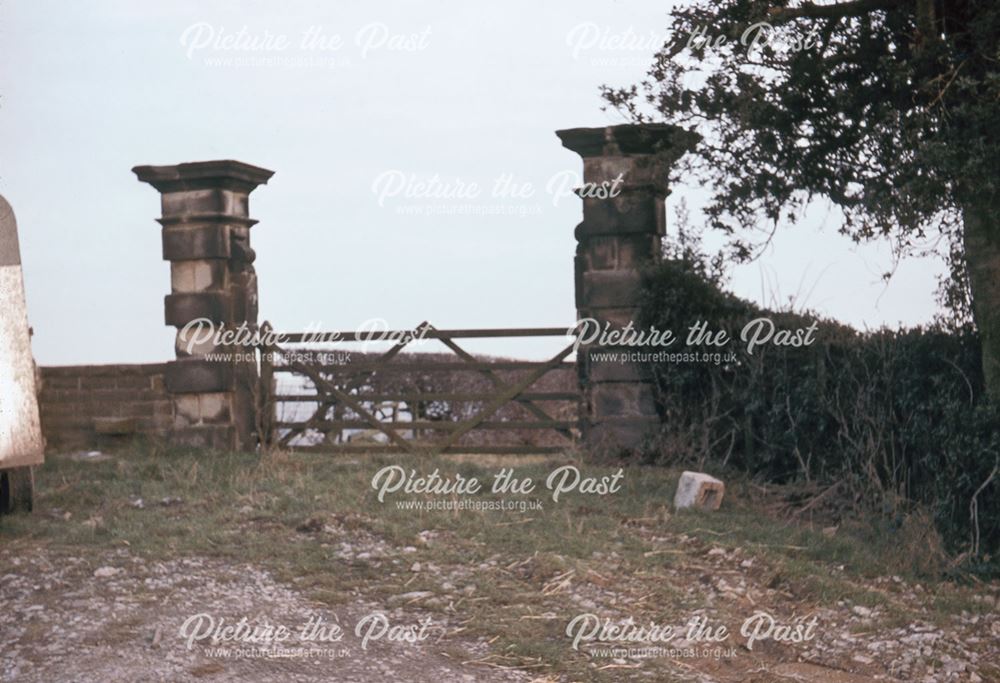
left=791, top=480, right=843, bottom=519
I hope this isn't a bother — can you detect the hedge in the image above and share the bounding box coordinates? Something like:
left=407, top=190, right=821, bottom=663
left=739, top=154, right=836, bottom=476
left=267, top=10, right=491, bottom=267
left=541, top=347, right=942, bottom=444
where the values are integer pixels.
left=638, top=258, right=1000, bottom=562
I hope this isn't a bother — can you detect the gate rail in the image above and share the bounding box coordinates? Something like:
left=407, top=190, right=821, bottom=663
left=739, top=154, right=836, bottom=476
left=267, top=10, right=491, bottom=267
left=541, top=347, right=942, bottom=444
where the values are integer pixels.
left=259, top=322, right=580, bottom=455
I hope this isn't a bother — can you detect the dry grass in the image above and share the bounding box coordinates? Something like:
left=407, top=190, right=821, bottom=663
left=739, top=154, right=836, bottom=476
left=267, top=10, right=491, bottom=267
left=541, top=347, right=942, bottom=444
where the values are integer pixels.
left=1, top=441, right=994, bottom=682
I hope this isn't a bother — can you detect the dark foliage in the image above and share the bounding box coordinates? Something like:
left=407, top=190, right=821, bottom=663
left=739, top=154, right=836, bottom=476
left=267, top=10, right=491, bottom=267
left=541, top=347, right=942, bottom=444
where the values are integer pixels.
left=602, top=0, right=1000, bottom=269
left=639, top=258, right=1000, bottom=564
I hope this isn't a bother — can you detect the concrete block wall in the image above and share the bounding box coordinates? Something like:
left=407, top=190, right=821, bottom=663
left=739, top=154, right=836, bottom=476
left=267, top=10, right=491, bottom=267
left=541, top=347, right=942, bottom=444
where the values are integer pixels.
left=37, top=364, right=171, bottom=449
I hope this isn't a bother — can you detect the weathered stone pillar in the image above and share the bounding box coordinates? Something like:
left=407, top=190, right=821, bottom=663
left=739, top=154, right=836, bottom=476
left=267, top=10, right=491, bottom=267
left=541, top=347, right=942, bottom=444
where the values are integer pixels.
left=133, top=161, right=274, bottom=451
left=556, top=124, right=699, bottom=452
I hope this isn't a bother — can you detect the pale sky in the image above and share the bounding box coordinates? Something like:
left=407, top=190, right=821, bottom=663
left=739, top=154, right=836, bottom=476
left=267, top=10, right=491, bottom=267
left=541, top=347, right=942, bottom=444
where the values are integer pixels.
left=0, top=0, right=946, bottom=365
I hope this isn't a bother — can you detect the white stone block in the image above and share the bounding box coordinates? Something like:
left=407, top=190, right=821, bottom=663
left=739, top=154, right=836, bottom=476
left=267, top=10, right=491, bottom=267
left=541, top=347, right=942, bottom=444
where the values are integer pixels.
left=673, top=471, right=725, bottom=511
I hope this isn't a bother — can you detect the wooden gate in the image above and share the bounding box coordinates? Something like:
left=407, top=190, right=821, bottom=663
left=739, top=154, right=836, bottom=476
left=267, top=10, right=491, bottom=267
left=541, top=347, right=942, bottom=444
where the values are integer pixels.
left=258, top=322, right=580, bottom=454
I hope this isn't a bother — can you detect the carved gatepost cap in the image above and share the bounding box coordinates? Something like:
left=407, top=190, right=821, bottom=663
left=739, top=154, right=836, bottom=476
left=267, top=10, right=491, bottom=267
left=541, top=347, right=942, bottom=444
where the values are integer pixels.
left=556, top=124, right=700, bottom=159
left=132, top=160, right=275, bottom=194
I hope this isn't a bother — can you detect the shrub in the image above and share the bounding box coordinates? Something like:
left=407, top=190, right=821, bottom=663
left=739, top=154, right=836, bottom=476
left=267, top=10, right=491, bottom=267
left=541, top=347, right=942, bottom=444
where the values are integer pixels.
left=638, top=259, right=1000, bottom=563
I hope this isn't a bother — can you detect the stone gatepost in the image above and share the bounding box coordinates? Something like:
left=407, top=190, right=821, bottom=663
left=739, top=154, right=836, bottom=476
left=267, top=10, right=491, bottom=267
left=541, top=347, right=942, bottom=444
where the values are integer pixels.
left=133, top=160, right=274, bottom=451
left=556, top=124, right=699, bottom=452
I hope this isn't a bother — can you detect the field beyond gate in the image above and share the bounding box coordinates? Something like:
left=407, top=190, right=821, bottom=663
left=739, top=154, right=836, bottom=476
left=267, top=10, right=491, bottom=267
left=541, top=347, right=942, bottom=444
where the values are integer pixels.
left=259, top=322, right=581, bottom=454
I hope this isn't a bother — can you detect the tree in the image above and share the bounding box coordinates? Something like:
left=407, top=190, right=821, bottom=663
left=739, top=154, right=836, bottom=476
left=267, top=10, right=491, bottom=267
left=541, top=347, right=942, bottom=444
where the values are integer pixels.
left=602, top=0, right=1000, bottom=399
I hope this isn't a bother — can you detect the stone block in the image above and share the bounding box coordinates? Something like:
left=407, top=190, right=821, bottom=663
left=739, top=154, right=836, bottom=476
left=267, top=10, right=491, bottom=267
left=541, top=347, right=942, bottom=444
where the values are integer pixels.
left=584, top=416, right=659, bottom=451
left=557, top=124, right=699, bottom=160
left=673, top=471, right=725, bottom=511
left=83, top=388, right=166, bottom=402
left=586, top=354, right=654, bottom=382
left=114, top=374, right=158, bottom=390
left=170, top=260, right=227, bottom=293
left=152, top=400, right=174, bottom=420
left=174, top=394, right=201, bottom=424
left=38, top=402, right=80, bottom=418
left=174, top=324, right=222, bottom=357
left=573, top=253, right=585, bottom=309
left=164, top=359, right=233, bottom=393
left=43, top=428, right=90, bottom=449
left=133, top=160, right=275, bottom=195
left=580, top=155, right=633, bottom=183
left=161, top=188, right=249, bottom=217
left=581, top=271, right=642, bottom=308
left=577, top=234, right=661, bottom=270
left=40, top=414, right=93, bottom=429
left=40, top=375, right=81, bottom=390
left=199, top=392, right=231, bottom=423
left=133, top=417, right=168, bottom=433
left=577, top=195, right=662, bottom=237
left=161, top=225, right=231, bottom=261
left=120, top=401, right=156, bottom=418
left=590, top=382, right=657, bottom=417
left=93, top=417, right=137, bottom=435
left=615, top=234, right=659, bottom=268
left=85, top=376, right=119, bottom=390
left=575, top=307, right=641, bottom=334
left=169, top=425, right=236, bottom=450
left=580, top=236, right=618, bottom=270
left=164, top=292, right=232, bottom=326
left=172, top=392, right=231, bottom=427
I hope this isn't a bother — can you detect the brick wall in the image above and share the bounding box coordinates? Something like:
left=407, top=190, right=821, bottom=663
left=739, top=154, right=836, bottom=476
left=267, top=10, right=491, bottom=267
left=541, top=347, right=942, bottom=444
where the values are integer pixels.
left=38, top=364, right=172, bottom=450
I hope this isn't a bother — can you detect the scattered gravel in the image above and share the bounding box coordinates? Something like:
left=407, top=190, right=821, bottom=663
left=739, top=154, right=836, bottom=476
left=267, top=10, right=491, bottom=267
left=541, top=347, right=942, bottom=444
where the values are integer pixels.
left=0, top=549, right=529, bottom=683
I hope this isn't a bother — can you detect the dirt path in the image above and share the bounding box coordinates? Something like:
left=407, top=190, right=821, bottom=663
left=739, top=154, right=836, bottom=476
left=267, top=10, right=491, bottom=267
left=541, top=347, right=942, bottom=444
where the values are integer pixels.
left=0, top=546, right=529, bottom=683
left=4, top=537, right=998, bottom=683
